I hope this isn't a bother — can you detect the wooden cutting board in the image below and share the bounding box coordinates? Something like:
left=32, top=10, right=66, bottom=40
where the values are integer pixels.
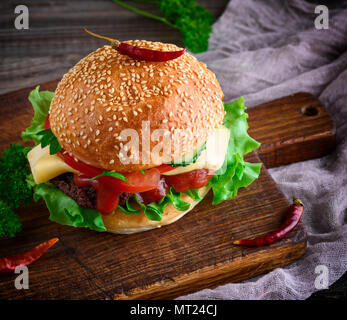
left=0, top=82, right=335, bottom=299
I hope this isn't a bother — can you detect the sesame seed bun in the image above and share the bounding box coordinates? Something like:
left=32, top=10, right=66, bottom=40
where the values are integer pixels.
left=49, top=41, right=224, bottom=172
left=102, top=186, right=210, bottom=234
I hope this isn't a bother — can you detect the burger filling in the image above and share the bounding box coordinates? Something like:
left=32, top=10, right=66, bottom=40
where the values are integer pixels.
left=28, top=125, right=230, bottom=215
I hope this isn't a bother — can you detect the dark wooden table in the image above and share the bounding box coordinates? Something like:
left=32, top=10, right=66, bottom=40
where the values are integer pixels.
left=0, top=0, right=345, bottom=300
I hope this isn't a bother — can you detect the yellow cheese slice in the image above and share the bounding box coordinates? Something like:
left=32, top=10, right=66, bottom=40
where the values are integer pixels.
left=27, top=145, right=78, bottom=184
left=28, top=126, right=230, bottom=184
left=162, top=126, right=230, bottom=176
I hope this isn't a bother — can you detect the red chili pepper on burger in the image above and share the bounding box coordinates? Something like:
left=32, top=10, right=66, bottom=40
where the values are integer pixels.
left=233, top=197, right=304, bottom=247
left=0, top=238, right=59, bottom=273
left=83, top=28, right=186, bottom=62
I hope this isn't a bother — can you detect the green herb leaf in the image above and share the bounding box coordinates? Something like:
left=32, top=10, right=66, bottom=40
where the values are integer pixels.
left=113, top=0, right=213, bottom=53
left=132, top=195, right=160, bottom=221
left=126, top=199, right=142, bottom=213
left=37, top=128, right=62, bottom=155
left=141, top=204, right=163, bottom=221
left=91, top=171, right=130, bottom=182
left=160, top=0, right=213, bottom=53
left=0, top=201, right=22, bottom=238
left=185, top=188, right=203, bottom=202
left=118, top=187, right=191, bottom=221
left=49, top=137, right=63, bottom=155
left=167, top=188, right=190, bottom=211
left=39, top=131, right=52, bottom=148
left=0, top=143, right=33, bottom=209
left=118, top=199, right=142, bottom=215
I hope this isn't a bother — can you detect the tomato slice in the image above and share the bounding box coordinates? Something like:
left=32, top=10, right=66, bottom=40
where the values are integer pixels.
left=164, top=169, right=214, bottom=193
left=140, top=177, right=169, bottom=204
left=155, top=163, right=175, bottom=174
left=101, top=169, right=160, bottom=193
left=59, top=150, right=160, bottom=193
left=74, top=174, right=119, bottom=215
left=44, top=115, right=51, bottom=129
left=59, top=151, right=102, bottom=177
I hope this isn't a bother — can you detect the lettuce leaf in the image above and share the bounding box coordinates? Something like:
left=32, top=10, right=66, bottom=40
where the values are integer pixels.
left=208, top=97, right=262, bottom=204
left=22, top=86, right=54, bottom=144
left=33, top=181, right=106, bottom=232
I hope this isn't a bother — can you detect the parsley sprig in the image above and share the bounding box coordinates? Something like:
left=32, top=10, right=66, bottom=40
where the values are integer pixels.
left=37, top=128, right=62, bottom=155
left=112, top=0, right=214, bottom=53
left=0, top=144, right=33, bottom=209
left=0, top=201, right=22, bottom=238
left=91, top=171, right=130, bottom=182
left=0, top=143, right=34, bottom=238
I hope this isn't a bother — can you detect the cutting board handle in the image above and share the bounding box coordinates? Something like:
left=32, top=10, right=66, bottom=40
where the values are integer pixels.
left=247, top=92, right=336, bottom=168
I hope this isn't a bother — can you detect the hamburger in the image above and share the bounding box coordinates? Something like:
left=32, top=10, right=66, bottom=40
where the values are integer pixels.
left=23, top=37, right=261, bottom=234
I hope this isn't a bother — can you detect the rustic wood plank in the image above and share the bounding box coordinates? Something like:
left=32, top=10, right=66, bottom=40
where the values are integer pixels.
left=0, top=0, right=229, bottom=94
left=0, top=82, right=311, bottom=300
left=248, top=92, right=336, bottom=168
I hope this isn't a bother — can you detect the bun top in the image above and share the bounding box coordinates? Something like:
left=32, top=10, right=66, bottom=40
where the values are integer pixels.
left=49, top=41, right=225, bottom=172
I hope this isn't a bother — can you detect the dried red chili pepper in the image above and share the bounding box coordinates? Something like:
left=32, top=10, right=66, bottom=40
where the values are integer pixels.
left=233, top=197, right=304, bottom=247
left=83, top=28, right=186, bottom=62
left=0, top=238, right=59, bottom=273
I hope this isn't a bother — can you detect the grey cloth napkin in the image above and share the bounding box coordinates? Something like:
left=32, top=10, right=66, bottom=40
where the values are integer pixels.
left=178, top=0, right=347, bottom=300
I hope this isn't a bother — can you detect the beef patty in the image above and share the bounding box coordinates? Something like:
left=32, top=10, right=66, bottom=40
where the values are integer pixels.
left=51, top=173, right=134, bottom=210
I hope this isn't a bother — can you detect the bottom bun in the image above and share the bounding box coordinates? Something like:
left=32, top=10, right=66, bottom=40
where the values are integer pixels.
left=102, top=186, right=210, bottom=234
